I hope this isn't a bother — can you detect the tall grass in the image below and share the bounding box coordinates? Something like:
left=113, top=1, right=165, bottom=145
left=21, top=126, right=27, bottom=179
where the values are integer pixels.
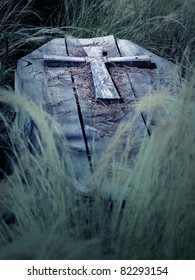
left=0, top=0, right=63, bottom=87
left=0, top=1, right=36, bottom=85
left=0, top=0, right=194, bottom=259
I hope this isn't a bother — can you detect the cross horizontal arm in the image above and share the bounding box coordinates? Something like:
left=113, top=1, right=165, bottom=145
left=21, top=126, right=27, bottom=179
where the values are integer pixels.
left=106, top=55, right=152, bottom=68
left=44, top=55, right=86, bottom=67
left=44, top=54, right=153, bottom=69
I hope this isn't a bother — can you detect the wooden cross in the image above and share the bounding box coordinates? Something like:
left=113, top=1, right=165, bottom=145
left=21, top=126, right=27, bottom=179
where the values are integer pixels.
left=44, top=46, right=152, bottom=104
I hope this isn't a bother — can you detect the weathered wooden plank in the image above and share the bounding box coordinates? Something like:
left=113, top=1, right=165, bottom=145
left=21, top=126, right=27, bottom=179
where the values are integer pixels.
left=122, top=109, right=149, bottom=157
left=15, top=56, right=48, bottom=145
left=82, top=44, right=121, bottom=103
left=117, top=38, right=181, bottom=134
left=117, top=39, right=181, bottom=93
left=99, top=35, right=120, bottom=57
left=44, top=55, right=86, bottom=67
left=15, top=42, right=48, bottom=106
left=109, top=67, right=150, bottom=155
left=124, top=71, right=165, bottom=133
left=88, top=59, right=120, bottom=103
left=127, top=72, right=156, bottom=98
left=43, top=45, right=87, bottom=151
left=107, top=55, right=152, bottom=68
left=117, top=39, right=166, bottom=134
left=44, top=54, right=152, bottom=68
left=117, top=39, right=145, bottom=56
left=15, top=38, right=91, bottom=179
left=43, top=39, right=91, bottom=178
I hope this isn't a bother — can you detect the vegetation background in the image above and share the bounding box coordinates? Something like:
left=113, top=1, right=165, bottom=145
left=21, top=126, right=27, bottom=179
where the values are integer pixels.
left=0, top=0, right=194, bottom=259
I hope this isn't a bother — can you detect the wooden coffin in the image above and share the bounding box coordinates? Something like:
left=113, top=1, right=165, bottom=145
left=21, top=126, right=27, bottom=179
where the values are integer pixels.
left=15, top=35, right=181, bottom=179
